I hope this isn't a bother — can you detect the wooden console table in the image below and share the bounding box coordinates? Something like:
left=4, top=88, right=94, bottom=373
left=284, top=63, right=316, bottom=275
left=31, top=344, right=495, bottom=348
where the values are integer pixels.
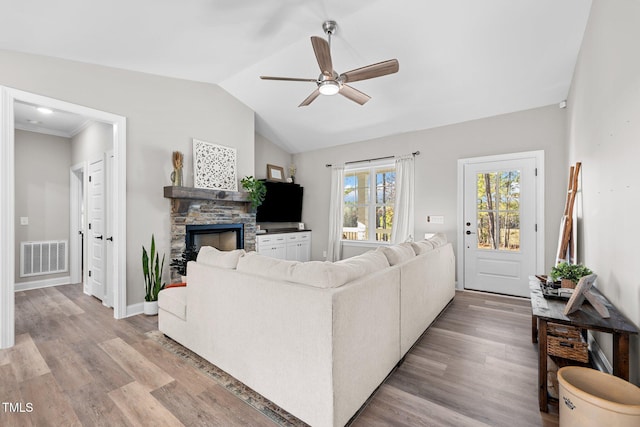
left=530, top=281, right=639, bottom=412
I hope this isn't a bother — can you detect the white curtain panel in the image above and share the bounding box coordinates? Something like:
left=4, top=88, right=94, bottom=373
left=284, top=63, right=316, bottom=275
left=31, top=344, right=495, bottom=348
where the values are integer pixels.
left=391, top=154, right=415, bottom=243
left=327, top=165, right=345, bottom=261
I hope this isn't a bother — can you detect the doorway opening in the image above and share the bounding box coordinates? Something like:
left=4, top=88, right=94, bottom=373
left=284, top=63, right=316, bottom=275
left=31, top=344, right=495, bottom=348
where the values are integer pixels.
left=0, top=87, right=127, bottom=349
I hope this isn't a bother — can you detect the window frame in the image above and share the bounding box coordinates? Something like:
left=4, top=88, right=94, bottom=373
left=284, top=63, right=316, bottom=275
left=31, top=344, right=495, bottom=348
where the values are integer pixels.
left=341, top=160, right=396, bottom=244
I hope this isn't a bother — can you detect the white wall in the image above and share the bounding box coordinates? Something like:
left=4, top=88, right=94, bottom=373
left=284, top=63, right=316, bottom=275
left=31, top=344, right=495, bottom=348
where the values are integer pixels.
left=294, top=104, right=567, bottom=273
left=14, top=130, right=71, bottom=283
left=0, top=49, right=255, bottom=306
left=566, top=0, right=640, bottom=384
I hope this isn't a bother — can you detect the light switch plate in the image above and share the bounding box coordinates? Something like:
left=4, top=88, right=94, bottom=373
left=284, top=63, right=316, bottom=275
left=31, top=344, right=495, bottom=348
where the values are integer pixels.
left=427, top=215, right=444, bottom=224
left=20, top=217, right=28, bottom=225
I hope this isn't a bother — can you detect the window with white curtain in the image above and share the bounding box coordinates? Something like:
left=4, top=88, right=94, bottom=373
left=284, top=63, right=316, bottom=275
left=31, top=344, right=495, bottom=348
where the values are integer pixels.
left=342, top=162, right=396, bottom=242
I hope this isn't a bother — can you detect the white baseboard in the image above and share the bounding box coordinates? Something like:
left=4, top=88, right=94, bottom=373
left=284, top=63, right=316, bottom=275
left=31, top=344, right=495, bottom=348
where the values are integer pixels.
left=15, top=276, right=71, bottom=291
left=588, top=332, right=613, bottom=374
left=126, top=303, right=144, bottom=317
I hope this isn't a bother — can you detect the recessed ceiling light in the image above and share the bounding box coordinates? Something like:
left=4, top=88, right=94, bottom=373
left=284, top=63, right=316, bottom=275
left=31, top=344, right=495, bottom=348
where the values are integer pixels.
left=36, top=107, right=53, bottom=114
left=27, top=119, right=41, bottom=124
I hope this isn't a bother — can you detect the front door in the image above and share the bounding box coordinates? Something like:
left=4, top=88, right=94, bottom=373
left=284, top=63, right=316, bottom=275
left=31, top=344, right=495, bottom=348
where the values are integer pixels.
left=88, top=156, right=106, bottom=301
left=463, top=156, right=538, bottom=297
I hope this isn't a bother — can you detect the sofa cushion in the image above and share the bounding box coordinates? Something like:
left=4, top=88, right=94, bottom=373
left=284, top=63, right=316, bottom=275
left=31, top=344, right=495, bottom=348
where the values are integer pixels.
left=376, top=243, right=415, bottom=266
left=335, top=250, right=390, bottom=277
left=427, top=232, right=448, bottom=248
left=197, top=246, right=245, bottom=269
left=158, top=287, right=187, bottom=321
left=236, top=251, right=389, bottom=288
left=410, top=239, right=435, bottom=255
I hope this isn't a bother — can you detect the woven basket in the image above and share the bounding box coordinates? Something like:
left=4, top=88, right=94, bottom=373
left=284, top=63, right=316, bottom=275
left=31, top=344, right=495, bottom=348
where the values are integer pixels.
left=547, top=323, right=588, bottom=363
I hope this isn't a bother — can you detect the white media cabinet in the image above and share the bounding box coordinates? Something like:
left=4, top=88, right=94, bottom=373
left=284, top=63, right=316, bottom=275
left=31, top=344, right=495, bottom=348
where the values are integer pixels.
left=255, top=230, right=311, bottom=262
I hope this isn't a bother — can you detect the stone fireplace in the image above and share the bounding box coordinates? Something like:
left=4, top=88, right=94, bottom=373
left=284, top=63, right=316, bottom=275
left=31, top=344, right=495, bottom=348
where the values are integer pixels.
left=164, top=186, right=255, bottom=282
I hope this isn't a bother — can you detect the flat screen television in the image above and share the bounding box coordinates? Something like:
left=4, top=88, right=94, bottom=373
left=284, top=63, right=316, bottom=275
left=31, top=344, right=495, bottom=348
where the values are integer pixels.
left=256, top=181, right=303, bottom=222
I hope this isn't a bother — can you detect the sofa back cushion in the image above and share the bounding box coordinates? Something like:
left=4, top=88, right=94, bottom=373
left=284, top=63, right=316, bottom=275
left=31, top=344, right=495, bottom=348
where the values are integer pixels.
left=236, top=250, right=389, bottom=288
left=410, top=233, right=448, bottom=255
left=410, top=240, right=435, bottom=255
left=197, top=246, right=246, bottom=269
left=428, top=232, right=448, bottom=248
left=376, top=243, right=415, bottom=266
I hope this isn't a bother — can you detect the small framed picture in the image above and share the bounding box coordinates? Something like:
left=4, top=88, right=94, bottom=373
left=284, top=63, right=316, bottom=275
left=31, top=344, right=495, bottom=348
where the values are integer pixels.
left=267, top=164, right=285, bottom=182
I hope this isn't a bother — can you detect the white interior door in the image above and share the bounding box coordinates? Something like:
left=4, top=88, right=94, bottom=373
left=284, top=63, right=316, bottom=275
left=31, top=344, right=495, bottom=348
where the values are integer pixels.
left=463, top=157, right=537, bottom=297
left=69, top=163, right=86, bottom=287
left=104, top=151, right=114, bottom=308
left=88, top=156, right=106, bottom=301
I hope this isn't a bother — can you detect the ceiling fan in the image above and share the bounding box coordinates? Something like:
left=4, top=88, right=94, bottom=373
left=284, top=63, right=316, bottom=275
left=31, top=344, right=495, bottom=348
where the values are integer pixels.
left=260, top=20, right=399, bottom=107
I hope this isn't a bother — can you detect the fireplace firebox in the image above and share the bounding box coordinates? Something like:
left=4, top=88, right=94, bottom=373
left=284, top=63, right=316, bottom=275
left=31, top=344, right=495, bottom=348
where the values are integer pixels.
left=185, top=223, right=244, bottom=252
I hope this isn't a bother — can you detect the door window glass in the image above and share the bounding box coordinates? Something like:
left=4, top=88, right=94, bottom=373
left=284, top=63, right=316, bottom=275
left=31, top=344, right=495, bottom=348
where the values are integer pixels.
left=476, top=170, right=520, bottom=251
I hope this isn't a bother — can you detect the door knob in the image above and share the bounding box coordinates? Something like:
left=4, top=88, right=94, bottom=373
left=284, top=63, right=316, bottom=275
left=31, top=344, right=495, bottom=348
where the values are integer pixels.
left=106, top=236, right=113, bottom=242
left=96, top=235, right=103, bottom=240
left=466, top=230, right=476, bottom=235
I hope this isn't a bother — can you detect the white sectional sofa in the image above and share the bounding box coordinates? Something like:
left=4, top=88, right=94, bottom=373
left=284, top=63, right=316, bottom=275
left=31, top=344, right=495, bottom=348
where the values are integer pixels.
left=158, top=234, right=455, bottom=427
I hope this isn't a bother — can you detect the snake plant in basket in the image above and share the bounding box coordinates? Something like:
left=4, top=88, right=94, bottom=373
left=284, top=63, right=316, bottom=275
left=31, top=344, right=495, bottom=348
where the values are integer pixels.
left=142, top=235, right=165, bottom=315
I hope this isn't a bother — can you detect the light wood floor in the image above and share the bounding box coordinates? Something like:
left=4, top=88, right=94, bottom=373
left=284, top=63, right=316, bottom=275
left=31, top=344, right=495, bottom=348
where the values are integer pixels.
left=0, top=285, right=558, bottom=426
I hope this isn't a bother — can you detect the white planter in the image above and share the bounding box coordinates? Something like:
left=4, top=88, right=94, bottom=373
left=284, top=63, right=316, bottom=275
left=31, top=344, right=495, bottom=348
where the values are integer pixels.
left=143, top=300, right=158, bottom=316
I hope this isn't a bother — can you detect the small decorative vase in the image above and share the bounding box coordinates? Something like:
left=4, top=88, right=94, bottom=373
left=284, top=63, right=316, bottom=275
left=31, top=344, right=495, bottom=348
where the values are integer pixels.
left=171, top=167, right=183, bottom=186
left=143, top=300, right=159, bottom=315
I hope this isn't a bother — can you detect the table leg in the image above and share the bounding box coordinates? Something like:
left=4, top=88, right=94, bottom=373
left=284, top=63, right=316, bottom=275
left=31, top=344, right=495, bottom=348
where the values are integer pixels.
left=613, top=333, right=630, bottom=380
left=538, top=319, right=548, bottom=412
left=532, top=315, right=538, bottom=344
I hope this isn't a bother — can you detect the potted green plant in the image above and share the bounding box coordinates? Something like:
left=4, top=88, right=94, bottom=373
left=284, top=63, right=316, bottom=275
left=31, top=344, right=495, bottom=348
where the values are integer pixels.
left=142, top=234, right=165, bottom=315
left=240, top=176, right=267, bottom=211
left=550, top=262, right=593, bottom=289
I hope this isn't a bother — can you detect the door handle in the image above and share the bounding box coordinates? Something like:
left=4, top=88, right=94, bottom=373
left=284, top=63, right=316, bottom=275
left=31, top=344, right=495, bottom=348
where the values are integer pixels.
left=96, top=235, right=103, bottom=240
left=466, top=230, right=476, bottom=235
left=106, top=236, right=113, bottom=242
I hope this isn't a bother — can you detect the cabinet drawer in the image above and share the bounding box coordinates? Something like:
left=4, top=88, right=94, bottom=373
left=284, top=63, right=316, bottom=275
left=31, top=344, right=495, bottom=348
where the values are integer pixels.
left=258, top=234, right=286, bottom=244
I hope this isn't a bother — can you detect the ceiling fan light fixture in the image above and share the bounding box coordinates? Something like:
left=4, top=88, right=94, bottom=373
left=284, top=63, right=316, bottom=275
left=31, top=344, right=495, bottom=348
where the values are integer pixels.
left=318, top=80, right=340, bottom=96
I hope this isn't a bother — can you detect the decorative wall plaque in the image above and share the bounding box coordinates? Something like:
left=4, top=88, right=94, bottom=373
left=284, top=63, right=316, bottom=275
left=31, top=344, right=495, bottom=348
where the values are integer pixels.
left=193, top=139, right=237, bottom=191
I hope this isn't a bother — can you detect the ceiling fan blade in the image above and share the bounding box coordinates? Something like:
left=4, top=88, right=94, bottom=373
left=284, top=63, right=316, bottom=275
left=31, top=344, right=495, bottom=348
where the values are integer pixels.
left=260, top=76, right=317, bottom=82
left=299, top=89, right=321, bottom=107
left=340, top=59, right=399, bottom=83
left=311, top=36, right=333, bottom=76
left=339, top=84, right=371, bottom=105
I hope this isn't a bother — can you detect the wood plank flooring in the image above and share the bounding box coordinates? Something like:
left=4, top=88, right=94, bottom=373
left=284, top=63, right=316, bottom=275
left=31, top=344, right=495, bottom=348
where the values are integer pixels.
left=0, top=285, right=558, bottom=426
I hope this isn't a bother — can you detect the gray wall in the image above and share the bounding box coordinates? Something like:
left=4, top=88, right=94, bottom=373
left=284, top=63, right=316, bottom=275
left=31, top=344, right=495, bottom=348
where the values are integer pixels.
left=1, top=49, right=255, bottom=306
left=254, top=132, right=292, bottom=181
left=294, top=104, right=567, bottom=274
left=566, top=0, right=640, bottom=384
left=71, top=121, right=113, bottom=165
left=14, top=130, right=71, bottom=284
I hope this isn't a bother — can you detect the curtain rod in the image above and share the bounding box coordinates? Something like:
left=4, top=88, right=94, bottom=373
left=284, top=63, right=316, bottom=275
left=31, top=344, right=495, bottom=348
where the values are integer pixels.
left=325, top=151, right=420, bottom=168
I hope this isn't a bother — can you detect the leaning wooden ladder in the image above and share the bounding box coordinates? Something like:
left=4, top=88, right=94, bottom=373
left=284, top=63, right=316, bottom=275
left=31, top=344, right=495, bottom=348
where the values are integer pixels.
left=556, top=162, right=581, bottom=264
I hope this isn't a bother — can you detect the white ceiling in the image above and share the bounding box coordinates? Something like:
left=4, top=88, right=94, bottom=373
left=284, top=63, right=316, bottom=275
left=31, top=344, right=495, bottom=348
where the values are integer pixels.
left=14, top=101, right=90, bottom=138
left=0, top=0, right=592, bottom=153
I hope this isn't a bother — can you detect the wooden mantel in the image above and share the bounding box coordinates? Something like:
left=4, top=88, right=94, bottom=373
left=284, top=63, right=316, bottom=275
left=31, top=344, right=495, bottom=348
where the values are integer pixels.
left=164, top=186, right=250, bottom=213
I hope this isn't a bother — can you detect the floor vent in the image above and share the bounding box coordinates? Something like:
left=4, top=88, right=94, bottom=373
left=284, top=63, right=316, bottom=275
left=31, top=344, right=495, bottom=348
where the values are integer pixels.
left=20, top=240, right=68, bottom=277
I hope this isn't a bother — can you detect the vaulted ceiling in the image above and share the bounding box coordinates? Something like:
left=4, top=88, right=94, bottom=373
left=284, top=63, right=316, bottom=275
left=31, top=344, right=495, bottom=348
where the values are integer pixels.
left=0, top=0, right=592, bottom=153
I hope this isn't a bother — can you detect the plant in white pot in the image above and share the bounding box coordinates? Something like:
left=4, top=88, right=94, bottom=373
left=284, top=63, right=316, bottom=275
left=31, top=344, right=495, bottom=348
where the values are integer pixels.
left=142, top=235, right=165, bottom=315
